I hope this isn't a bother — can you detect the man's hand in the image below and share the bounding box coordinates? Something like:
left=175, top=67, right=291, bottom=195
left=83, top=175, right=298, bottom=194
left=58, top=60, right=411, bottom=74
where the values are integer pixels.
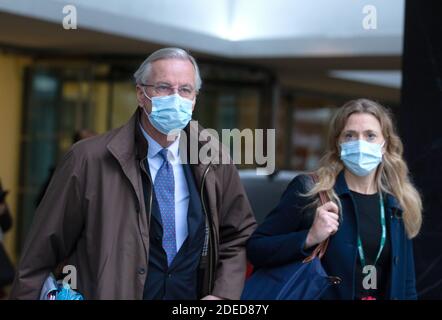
left=201, top=295, right=223, bottom=300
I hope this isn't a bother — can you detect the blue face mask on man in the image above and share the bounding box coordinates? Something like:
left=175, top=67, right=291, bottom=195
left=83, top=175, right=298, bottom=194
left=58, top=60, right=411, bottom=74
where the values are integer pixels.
left=141, top=88, right=193, bottom=135
left=340, top=140, right=384, bottom=176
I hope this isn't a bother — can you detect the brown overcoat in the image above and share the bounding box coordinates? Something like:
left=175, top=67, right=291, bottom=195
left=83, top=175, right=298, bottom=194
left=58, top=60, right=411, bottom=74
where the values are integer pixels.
left=10, top=110, right=257, bottom=299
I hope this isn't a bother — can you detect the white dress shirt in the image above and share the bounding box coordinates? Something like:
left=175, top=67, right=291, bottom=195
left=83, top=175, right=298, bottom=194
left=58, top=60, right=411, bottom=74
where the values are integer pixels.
left=139, top=124, right=190, bottom=251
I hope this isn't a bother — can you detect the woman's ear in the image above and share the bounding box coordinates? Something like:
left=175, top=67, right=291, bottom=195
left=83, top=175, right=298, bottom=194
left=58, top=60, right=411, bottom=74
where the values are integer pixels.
left=336, top=140, right=342, bottom=153
left=381, top=141, right=387, bottom=154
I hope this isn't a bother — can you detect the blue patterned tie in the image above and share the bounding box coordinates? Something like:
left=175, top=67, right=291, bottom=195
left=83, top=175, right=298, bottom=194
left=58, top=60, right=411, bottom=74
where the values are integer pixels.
left=154, top=149, right=176, bottom=266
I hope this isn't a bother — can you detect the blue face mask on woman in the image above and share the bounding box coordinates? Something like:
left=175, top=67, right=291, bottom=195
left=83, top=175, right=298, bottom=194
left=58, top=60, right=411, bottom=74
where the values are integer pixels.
left=142, top=89, right=193, bottom=135
left=340, top=140, right=384, bottom=176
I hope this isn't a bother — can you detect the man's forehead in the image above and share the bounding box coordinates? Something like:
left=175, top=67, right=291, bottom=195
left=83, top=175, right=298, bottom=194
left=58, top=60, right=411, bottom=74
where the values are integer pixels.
left=151, top=58, right=194, bottom=71
left=150, top=59, right=195, bottom=81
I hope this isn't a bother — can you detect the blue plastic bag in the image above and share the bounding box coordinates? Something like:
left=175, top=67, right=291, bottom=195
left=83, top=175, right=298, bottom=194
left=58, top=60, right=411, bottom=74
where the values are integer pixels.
left=40, top=273, right=84, bottom=300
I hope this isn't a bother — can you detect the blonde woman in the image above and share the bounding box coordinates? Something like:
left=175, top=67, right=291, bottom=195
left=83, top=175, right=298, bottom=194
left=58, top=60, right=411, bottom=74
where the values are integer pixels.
left=246, top=99, right=422, bottom=300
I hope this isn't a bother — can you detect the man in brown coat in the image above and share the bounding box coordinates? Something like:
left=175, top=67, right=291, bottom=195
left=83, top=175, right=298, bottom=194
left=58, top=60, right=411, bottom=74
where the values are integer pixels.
left=10, top=48, right=257, bottom=300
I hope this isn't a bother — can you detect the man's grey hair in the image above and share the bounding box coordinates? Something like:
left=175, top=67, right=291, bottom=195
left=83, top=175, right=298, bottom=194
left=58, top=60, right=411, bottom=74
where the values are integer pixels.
left=133, top=47, right=202, bottom=92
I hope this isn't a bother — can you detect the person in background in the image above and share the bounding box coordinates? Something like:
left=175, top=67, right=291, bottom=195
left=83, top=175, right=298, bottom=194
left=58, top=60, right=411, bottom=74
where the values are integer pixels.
left=72, top=129, right=97, bottom=144
left=247, top=99, right=422, bottom=300
left=35, top=129, right=97, bottom=207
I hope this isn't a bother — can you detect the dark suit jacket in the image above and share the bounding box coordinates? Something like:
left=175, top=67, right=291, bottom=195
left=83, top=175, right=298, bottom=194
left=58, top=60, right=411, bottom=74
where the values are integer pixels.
left=143, top=162, right=205, bottom=299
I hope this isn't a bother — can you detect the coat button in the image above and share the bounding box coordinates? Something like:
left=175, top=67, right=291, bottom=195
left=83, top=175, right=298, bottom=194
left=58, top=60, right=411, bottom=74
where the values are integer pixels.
left=394, top=256, right=399, bottom=265
left=138, top=267, right=146, bottom=275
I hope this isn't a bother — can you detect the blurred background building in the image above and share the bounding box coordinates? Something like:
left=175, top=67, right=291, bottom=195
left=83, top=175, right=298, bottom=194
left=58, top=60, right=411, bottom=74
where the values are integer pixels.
left=0, top=0, right=440, bottom=298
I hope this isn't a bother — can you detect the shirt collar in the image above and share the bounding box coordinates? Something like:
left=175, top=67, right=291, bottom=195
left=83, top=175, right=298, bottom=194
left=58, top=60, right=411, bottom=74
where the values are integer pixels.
left=138, top=122, right=180, bottom=161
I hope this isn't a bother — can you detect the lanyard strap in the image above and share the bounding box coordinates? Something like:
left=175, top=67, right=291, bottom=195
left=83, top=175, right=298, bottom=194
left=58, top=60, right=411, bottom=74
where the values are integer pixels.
left=357, top=193, right=386, bottom=267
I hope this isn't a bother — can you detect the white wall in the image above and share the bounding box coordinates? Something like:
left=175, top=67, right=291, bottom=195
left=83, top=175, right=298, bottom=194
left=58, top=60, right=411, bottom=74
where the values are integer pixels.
left=228, top=0, right=404, bottom=40
left=0, top=0, right=404, bottom=57
left=53, top=0, right=230, bottom=38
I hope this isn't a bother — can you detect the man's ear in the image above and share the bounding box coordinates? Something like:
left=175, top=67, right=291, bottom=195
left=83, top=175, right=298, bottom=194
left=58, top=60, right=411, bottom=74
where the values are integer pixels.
left=136, top=86, right=147, bottom=106
left=191, top=93, right=198, bottom=111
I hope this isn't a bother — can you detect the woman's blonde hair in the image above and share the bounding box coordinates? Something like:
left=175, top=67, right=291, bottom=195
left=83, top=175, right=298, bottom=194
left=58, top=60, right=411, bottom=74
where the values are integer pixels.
left=307, top=98, right=422, bottom=238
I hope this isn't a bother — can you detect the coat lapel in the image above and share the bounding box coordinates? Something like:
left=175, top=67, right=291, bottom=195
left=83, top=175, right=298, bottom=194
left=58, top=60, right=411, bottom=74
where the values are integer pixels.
left=106, top=110, right=151, bottom=256
left=106, top=111, right=142, bottom=205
